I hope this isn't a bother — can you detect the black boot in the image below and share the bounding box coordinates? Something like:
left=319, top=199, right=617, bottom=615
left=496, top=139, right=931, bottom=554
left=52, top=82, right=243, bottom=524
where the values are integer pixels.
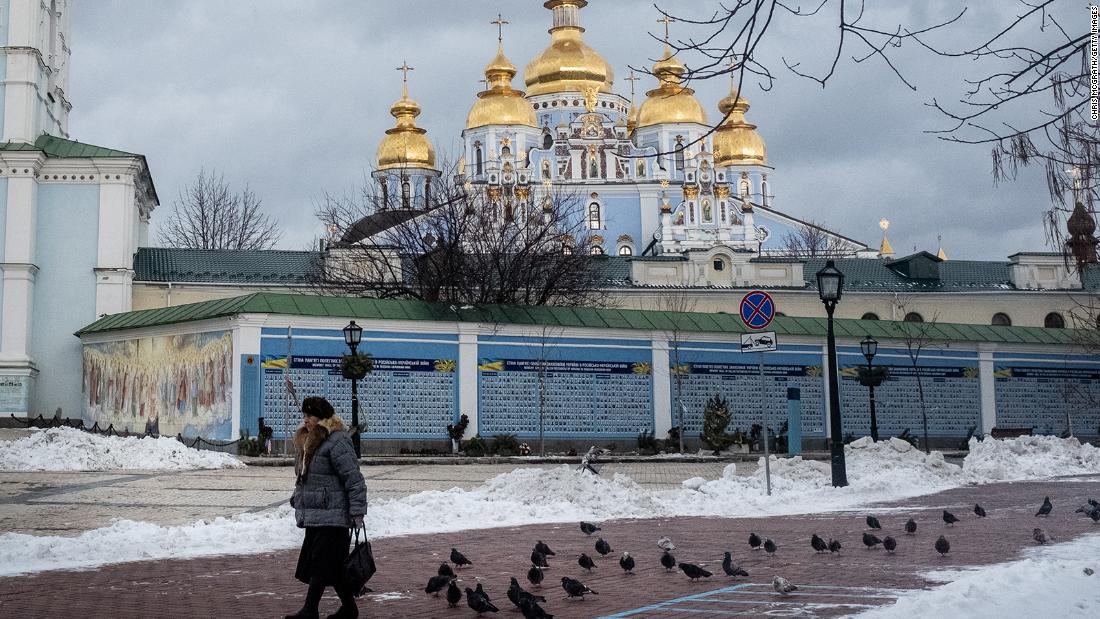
left=285, top=578, right=326, bottom=619
left=326, top=583, right=359, bottom=619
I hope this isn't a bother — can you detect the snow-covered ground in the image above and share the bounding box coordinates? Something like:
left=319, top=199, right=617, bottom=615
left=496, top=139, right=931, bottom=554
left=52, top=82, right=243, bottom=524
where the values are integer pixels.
left=1, top=435, right=1098, bottom=576
left=0, top=427, right=243, bottom=471
left=853, top=534, right=1100, bottom=618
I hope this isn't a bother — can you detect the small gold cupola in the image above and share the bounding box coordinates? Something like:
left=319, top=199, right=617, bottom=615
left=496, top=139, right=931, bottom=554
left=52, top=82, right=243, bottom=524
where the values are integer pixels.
left=712, top=84, right=766, bottom=166
left=467, top=15, right=538, bottom=129
left=376, top=62, right=437, bottom=171
left=636, top=18, right=708, bottom=128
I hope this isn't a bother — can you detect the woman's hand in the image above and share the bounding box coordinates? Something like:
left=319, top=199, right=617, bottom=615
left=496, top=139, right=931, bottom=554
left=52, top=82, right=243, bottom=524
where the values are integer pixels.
left=351, top=514, right=364, bottom=529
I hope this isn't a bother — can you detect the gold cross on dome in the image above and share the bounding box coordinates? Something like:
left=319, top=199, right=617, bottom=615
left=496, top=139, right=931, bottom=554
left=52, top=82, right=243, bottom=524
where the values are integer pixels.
left=657, top=14, right=674, bottom=43
left=396, top=61, right=414, bottom=84
left=625, top=70, right=641, bottom=99
left=491, top=14, right=510, bottom=43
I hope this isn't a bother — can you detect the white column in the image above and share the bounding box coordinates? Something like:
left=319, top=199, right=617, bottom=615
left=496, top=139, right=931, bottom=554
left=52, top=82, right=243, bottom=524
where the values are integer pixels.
left=457, top=326, right=479, bottom=438
left=978, top=345, right=997, bottom=436
left=651, top=335, right=672, bottom=436
left=94, top=171, right=137, bottom=316
left=2, top=0, right=44, bottom=144
left=233, top=322, right=264, bottom=440
left=1, top=163, right=41, bottom=362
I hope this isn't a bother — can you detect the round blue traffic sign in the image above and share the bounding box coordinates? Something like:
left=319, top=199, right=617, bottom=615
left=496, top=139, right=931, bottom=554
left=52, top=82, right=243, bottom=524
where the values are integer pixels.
left=739, top=290, right=776, bottom=330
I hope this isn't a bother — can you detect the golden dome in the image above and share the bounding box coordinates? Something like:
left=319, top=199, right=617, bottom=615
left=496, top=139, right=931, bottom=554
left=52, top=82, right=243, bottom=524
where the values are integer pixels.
left=376, top=83, right=437, bottom=171
left=467, top=42, right=538, bottom=129
left=636, top=46, right=708, bottom=128
left=524, top=1, right=614, bottom=97
left=713, top=87, right=766, bottom=166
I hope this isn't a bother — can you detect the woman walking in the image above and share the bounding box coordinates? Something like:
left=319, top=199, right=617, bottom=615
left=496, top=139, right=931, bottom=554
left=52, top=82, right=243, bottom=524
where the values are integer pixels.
left=286, top=396, right=367, bottom=619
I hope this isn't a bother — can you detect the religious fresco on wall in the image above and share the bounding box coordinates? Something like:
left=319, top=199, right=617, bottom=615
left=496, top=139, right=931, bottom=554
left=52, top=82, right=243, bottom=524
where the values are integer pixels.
left=82, top=331, right=233, bottom=439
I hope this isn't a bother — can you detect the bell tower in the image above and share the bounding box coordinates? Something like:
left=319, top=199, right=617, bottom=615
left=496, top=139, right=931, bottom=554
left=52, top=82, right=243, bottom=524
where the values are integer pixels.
left=1, top=0, right=71, bottom=143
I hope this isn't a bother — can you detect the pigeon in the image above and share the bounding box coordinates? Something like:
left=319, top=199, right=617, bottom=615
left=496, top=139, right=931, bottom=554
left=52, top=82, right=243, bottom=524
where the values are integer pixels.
left=476, top=583, right=491, bottom=602
left=466, top=586, right=499, bottom=614
left=863, top=532, right=882, bottom=548
left=1036, top=496, right=1053, bottom=517
left=828, top=539, right=842, bottom=554
left=518, top=596, right=554, bottom=619
left=679, top=562, right=712, bottom=581
left=773, top=575, right=798, bottom=595
left=904, top=519, right=917, bottom=535
left=942, top=510, right=960, bottom=526
left=811, top=534, right=828, bottom=553
left=438, top=562, right=456, bottom=578
left=722, top=552, right=749, bottom=577
left=935, top=535, right=950, bottom=556
left=446, top=579, right=463, bottom=608
left=748, top=532, right=763, bottom=550
left=1033, top=528, right=1053, bottom=545
left=531, top=550, right=549, bottom=569
left=507, top=577, right=546, bottom=610
left=425, top=574, right=454, bottom=596
left=578, top=553, right=596, bottom=572
left=527, top=565, right=545, bottom=588
left=1086, top=568, right=1096, bottom=577
left=974, top=504, right=987, bottom=518
left=660, top=549, right=677, bottom=572
left=535, top=541, right=556, bottom=557
left=1090, top=498, right=1100, bottom=508
left=595, top=538, right=612, bottom=557
left=451, top=547, right=472, bottom=568
left=866, top=515, right=882, bottom=530
left=1086, top=507, right=1100, bottom=523
left=580, top=521, right=601, bottom=536
left=561, top=576, right=598, bottom=599
left=619, top=552, right=635, bottom=574
left=763, top=538, right=777, bottom=555
left=656, top=536, right=676, bottom=551
left=883, top=536, right=897, bottom=553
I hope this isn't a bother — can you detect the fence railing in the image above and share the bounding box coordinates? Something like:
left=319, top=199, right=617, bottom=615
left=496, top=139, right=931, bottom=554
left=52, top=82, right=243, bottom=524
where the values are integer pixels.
left=7, top=414, right=243, bottom=453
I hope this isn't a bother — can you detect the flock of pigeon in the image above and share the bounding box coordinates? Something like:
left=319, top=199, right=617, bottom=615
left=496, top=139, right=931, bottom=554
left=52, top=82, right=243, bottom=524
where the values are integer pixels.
left=424, top=495, right=1100, bottom=617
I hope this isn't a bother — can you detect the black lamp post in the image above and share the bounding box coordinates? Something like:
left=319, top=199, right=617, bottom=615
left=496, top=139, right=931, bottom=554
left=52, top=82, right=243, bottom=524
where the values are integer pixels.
left=860, top=335, right=880, bottom=442
left=343, top=320, right=363, bottom=458
left=816, top=260, right=848, bottom=487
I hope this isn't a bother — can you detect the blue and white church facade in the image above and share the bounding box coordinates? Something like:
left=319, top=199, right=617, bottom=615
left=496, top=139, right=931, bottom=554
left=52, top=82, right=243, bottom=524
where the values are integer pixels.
left=0, top=0, right=158, bottom=418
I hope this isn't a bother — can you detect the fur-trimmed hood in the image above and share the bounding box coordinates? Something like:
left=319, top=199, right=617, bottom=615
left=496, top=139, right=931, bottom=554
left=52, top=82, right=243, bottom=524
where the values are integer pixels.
left=293, top=415, right=347, bottom=482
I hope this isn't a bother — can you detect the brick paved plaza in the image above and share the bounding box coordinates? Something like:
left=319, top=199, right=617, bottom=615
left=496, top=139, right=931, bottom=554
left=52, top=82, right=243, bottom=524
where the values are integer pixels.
left=1, top=474, right=1096, bottom=618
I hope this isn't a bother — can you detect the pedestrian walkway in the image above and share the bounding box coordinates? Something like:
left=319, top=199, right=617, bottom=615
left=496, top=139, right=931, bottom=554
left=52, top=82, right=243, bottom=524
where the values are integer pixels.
left=0, top=476, right=1096, bottom=618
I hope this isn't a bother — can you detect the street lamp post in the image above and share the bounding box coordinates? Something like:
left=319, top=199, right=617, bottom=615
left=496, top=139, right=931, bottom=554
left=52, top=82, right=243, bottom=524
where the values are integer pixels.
left=860, top=335, right=880, bottom=442
left=816, top=260, right=848, bottom=487
left=343, top=320, right=363, bottom=458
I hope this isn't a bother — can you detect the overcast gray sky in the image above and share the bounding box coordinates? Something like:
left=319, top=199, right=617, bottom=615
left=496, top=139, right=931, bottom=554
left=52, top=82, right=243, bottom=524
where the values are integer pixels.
left=69, top=0, right=1067, bottom=260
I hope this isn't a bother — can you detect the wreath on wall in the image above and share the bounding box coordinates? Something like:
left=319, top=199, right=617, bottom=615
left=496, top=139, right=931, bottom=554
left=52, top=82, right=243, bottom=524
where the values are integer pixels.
left=341, top=353, right=374, bottom=380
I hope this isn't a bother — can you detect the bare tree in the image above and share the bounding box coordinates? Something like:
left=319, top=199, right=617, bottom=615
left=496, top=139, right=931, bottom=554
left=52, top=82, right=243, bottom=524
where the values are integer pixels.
left=654, top=2, right=1098, bottom=270
left=891, top=298, right=943, bottom=454
left=778, top=220, right=854, bottom=258
left=157, top=169, right=282, bottom=250
left=314, top=165, right=608, bottom=307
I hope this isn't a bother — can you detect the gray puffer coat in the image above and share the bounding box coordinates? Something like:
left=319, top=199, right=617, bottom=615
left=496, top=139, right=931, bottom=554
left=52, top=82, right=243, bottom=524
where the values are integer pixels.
left=290, top=416, right=367, bottom=528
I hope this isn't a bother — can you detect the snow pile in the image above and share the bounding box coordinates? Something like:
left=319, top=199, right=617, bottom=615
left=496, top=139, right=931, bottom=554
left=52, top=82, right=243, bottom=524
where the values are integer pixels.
left=963, top=435, right=1100, bottom=482
left=856, top=534, right=1100, bottom=618
left=0, top=427, right=243, bottom=471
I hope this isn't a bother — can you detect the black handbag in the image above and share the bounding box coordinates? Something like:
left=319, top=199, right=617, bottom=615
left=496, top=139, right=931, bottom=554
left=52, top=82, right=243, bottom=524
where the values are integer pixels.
left=343, top=526, right=377, bottom=597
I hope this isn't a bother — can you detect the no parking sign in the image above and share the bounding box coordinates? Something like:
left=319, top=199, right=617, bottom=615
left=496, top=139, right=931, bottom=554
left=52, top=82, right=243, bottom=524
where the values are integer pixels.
left=739, top=290, right=775, bottom=330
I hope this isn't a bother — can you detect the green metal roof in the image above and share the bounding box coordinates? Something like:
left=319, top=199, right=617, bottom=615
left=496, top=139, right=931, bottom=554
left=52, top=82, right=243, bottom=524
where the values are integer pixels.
left=133, top=247, right=320, bottom=284
left=0, top=134, right=139, bottom=158
left=75, top=292, right=1079, bottom=346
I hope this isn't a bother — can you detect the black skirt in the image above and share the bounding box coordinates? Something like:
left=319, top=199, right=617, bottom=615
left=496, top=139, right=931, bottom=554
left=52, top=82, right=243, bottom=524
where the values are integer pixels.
left=295, top=526, right=352, bottom=585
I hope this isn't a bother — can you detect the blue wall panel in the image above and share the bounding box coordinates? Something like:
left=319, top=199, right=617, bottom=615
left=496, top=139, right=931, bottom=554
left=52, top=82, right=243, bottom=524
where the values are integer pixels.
left=239, top=353, right=262, bottom=437
left=993, top=353, right=1100, bottom=435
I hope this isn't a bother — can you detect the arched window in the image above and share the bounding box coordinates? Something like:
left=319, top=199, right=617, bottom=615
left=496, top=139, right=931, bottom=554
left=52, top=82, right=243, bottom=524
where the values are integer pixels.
left=761, top=180, right=769, bottom=206
left=991, top=312, right=1012, bottom=326
left=674, top=148, right=685, bottom=171
left=618, top=245, right=633, bottom=256
left=542, top=132, right=553, bottom=149
left=541, top=160, right=551, bottom=179
left=401, top=178, right=411, bottom=209
left=712, top=258, right=726, bottom=272
left=740, top=179, right=750, bottom=198
left=588, top=202, right=601, bottom=229
left=562, top=243, right=574, bottom=255
left=860, top=312, right=880, bottom=321
left=475, top=144, right=484, bottom=176
left=590, top=246, right=605, bottom=255
left=380, top=181, right=388, bottom=207
left=1044, top=312, right=1065, bottom=328
left=423, top=179, right=431, bottom=206
left=904, top=312, right=924, bottom=323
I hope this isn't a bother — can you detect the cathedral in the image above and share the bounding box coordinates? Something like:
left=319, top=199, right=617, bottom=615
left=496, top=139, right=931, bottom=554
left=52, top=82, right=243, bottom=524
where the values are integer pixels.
left=365, top=0, right=870, bottom=263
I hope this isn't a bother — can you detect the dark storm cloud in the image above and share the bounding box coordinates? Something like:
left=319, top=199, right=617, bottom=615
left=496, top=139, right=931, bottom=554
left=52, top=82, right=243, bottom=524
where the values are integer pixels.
left=70, top=0, right=1059, bottom=259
